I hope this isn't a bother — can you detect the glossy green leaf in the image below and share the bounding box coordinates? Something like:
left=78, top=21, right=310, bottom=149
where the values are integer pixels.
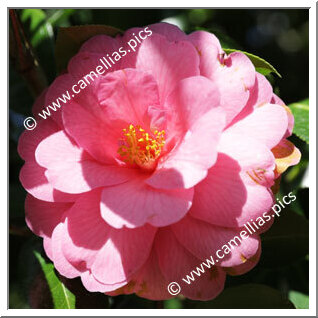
left=55, top=25, right=122, bottom=73
left=34, top=251, right=75, bottom=309
left=223, top=48, right=282, bottom=78
left=186, top=284, right=294, bottom=309
left=289, top=99, right=309, bottom=143
left=260, top=209, right=309, bottom=268
left=289, top=290, right=309, bottom=309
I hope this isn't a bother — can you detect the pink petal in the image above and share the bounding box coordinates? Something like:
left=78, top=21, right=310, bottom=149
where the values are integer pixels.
left=110, top=249, right=173, bottom=300
left=155, top=228, right=226, bottom=300
left=190, top=153, right=274, bottom=227
left=62, top=99, right=119, bottom=164
left=218, top=133, right=276, bottom=187
left=136, top=33, right=200, bottom=103
left=20, top=161, right=78, bottom=202
left=188, top=30, right=223, bottom=78
left=51, top=223, right=82, bottom=278
left=224, top=245, right=261, bottom=276
left=224, top=103, right=289, bottom=149
left=171, top=215, right=260, bottom=268
left=91, top=224, right=157, bottom=285
left=97, top=69, right=160, bottom=128
left=81, top=271, right=127, bottom=293
left=44, top=74, right=75, bottom=127
left=211, top=52, right=256, bottom=125
left=61, top=190, right=109, bottom=269
left=18, top=119, right=58, bottom=161
left=149, top=22, right=187, bottom=41
left=25, top=194, right=72, bottom=239
left=100, top=176, right=193, bottom=228
left=36, top=131, right=136, bottom=194
left=230, top=72, right=273, bottom=126
left=147, top=76, right=226, bottom=189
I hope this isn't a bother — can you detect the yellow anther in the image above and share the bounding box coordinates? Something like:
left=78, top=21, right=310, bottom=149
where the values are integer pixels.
left=117, top=124, right=166, bottom=169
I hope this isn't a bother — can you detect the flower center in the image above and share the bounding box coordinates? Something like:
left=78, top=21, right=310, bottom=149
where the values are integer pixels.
left=118, top=124, right=165, bottom=170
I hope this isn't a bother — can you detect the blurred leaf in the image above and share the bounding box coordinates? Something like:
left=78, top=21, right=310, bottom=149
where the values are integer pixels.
left=289, top=290, right=309, bottom=309
left=55, top=25, right=122, bottom=73
left=34, top=251, right=75, bottom=309
left=223, top=48, right=282, bottom=78
left=260, top=209, right=308, bottom=268
left=164, top=298, right=183, bottom=309
left=289, top=99, right=309, bottom=143
left=186, top=284, right=294, bottom=308
left=20, top=9, right=53, bottom=47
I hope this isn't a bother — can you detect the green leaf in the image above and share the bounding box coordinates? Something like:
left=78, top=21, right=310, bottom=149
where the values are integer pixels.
left=55, top=25, right=122, bottom=73
left=186, top=284, right=294, bottom=309
left=164, top=298, right=183, bottom=309
left=223, top=48, right=282, bottom=78
left=289, top=99, right=309, bottom=143
left=289, top=290, right=309, bottom=309
left=260, top=209, right=309, bottom=268
left=34, top=251, right=75, bottom=309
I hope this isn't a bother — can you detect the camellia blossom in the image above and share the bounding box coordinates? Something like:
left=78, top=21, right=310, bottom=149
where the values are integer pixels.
left=18, top=23, right=301, bottom=300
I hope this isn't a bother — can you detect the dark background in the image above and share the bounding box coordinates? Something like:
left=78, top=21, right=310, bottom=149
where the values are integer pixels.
left=9, top=9, right=309, bottom=309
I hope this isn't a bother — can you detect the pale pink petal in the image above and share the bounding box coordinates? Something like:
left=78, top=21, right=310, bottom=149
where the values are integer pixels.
left=155, top=228, right=226, bottom=300
left=100, top=176, right=193, bottom=228
left=136, top=33, right=200, bottom=103
left=172, top=215, right=260, bottom=267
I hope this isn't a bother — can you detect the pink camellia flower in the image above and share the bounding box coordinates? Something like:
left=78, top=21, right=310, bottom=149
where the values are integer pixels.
left=18, top=23, right=301, bottom=300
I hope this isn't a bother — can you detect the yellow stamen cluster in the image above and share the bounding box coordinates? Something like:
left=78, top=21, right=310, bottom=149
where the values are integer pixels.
left=118, top=124, right=165, bottom=169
